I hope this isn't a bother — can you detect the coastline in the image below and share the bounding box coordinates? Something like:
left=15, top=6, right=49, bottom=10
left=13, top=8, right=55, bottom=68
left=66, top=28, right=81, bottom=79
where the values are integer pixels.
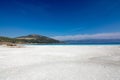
left=23, top=44, right=120, bottom=47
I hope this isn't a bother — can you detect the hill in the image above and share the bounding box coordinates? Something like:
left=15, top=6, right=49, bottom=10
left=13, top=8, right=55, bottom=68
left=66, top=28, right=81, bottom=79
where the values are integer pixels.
left=0, top=34, right=60, bottom=45
left=16, top=34, right=60, bottom=43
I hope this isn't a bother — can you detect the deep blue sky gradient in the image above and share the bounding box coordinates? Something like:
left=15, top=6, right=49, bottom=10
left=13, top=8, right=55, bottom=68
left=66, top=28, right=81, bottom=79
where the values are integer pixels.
left=0, top=0, right=120, bottom=37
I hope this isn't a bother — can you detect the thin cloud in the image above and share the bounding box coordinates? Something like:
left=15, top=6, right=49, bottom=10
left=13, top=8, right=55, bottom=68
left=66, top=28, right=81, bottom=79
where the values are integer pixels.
left=52, top=32, right=120, bottom=41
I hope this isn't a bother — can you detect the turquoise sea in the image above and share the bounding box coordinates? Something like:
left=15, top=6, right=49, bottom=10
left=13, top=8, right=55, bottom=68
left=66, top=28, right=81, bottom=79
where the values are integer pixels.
left=24, top=43, right=120, bottom=46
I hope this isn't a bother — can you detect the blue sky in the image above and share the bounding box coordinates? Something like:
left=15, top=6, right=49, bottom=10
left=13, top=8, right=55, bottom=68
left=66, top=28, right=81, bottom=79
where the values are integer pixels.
left=0, top=0, right=120, bottom=38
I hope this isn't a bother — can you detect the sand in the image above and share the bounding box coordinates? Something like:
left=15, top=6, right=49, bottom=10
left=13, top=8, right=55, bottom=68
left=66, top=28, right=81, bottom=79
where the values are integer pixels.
left=0, top=45, right=120, bottom=80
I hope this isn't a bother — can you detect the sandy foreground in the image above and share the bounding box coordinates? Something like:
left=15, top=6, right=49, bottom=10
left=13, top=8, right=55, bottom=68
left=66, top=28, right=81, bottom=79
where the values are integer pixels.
left=0, top=45, right=120, bottom=80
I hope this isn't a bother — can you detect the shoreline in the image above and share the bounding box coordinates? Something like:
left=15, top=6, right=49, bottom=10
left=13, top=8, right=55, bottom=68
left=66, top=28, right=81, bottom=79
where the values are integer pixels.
left=1, top=44, right=120, bottom=48
left=24, top=44, right=120, bottom=47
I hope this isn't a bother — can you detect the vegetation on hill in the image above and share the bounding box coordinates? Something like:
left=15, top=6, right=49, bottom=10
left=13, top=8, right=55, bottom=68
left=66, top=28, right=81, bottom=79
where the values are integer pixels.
left=0, top=34, right=61, bottom=44
left=0, top=36, right=21, bottom=43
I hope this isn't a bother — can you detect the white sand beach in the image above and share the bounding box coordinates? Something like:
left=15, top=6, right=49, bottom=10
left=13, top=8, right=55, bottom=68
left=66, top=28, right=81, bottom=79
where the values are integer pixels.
left=0, top=45, right=120, bottom=80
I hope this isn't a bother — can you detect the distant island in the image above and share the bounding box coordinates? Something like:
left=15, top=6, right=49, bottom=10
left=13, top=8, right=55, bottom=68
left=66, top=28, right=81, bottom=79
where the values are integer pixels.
left=0, top=34, right=61, bottom=46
